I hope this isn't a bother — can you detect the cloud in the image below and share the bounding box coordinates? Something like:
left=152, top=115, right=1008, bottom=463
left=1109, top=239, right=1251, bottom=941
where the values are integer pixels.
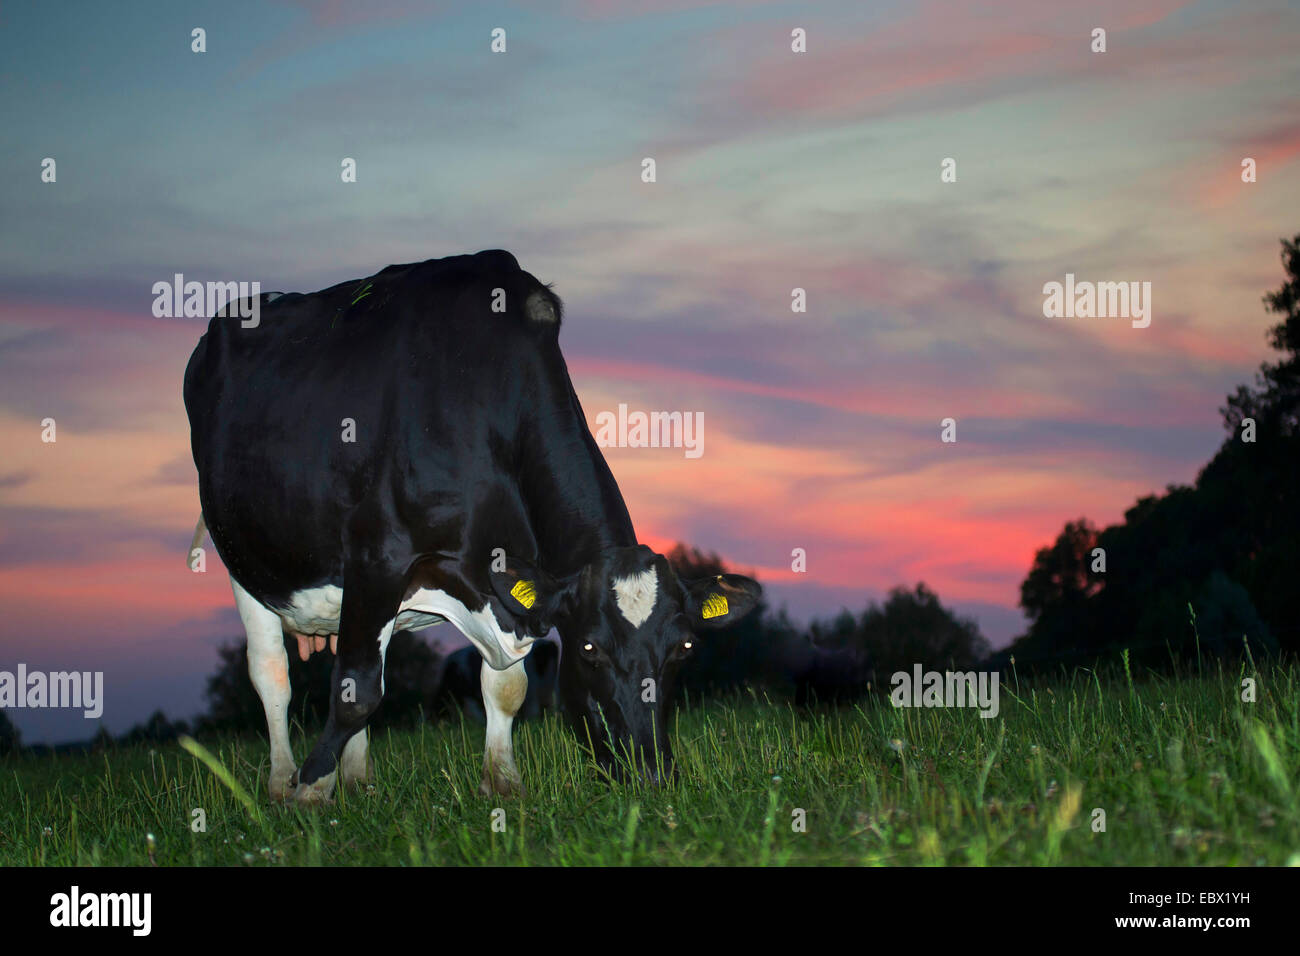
left=152, top=454, right=197, bottom=487
left=728, top=0, right=1202, bottom=123
left=0, top=506, right=181, bottom=567
left=1198, top=121, right=1300, bottom=208
left=0, top=470, right=34, bottom=490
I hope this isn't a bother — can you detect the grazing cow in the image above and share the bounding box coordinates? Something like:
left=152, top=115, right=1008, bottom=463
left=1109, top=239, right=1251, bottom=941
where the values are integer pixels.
left=783, top=640, right=872, bottom=706
left=433, top=640, right=559, bottom=723
left=184, top=250, right=760, bottom=803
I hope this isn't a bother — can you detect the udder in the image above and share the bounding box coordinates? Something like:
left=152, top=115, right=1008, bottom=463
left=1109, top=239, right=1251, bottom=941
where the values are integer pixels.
left=286, top=630, right=338, bottom=661
left=280, top=585, right=344, bottom=660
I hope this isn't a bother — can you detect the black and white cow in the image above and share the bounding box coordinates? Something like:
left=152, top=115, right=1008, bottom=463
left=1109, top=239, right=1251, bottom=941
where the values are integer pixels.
left=184, top=250, right=760, bottom=803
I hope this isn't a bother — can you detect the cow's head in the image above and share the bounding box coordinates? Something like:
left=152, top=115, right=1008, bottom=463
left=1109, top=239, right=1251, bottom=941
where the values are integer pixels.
left=490, top=544, right=760, bottom=783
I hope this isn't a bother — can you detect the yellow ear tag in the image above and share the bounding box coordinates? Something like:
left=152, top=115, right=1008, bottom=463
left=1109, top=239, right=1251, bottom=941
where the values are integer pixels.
left=701, top=593, right=729, bottom=620
left=510, top=579, right=537, bottom=609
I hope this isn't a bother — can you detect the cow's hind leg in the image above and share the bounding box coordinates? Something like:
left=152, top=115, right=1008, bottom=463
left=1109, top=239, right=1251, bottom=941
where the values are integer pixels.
left=292, top=552, right=398, bottom=805
left=480, top=658, right=527, bottom=797
left=232, top=577, right=296, bottom=800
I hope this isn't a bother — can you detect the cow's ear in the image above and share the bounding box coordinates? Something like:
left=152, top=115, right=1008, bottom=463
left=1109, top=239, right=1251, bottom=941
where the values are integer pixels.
left=683, top=573, right=762, bottom=630
left=489, top=555, right=575, bottom=631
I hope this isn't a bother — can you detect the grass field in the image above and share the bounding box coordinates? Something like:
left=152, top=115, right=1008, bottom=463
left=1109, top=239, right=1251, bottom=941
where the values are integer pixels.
left=3, top=661, right=1298, bottom=866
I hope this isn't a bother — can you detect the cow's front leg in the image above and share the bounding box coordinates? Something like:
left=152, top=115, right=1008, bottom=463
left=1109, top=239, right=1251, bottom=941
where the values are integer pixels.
left=480, top=657, right=528, bottom=797
left=340, top=729, right=372, bottom=788
left=292, top=571, right=395, bottom=805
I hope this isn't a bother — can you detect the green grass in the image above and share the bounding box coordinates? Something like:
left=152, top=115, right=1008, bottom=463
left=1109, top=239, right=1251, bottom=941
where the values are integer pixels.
left=2, top=662, right=1298, bottom=865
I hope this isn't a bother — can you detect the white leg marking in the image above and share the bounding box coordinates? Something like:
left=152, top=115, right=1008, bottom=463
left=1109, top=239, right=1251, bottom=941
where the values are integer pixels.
left=340, top=730, right=370, bottom=786
left=480, top=657, right=528, bottom=796
left=232, top=576, right=296, bottom=800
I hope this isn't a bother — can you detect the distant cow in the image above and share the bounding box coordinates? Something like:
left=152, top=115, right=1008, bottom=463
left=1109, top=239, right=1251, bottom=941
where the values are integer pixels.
left=433, top=640, right=559, bottom=723
left=785, top=642, right=872, bottom=706
left=184, top=251, right=761, bottom=803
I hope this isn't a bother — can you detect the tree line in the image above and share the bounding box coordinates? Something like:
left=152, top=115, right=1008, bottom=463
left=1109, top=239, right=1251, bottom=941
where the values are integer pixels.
left=997, top=234, right=1299, bottom=673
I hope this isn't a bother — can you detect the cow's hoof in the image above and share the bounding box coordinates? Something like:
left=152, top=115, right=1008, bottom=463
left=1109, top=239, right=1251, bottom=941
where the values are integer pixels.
left=480, top=773, right=525, bottom=798
left=268, top=775, right=296, bottom=803
left=290, top=774, right=336, bottom=806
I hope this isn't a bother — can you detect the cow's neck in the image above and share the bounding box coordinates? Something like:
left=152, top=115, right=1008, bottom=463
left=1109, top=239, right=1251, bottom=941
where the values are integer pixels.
left=520, top=373, right=637, bottom=576
left=524, top=442, right=636, bottom=575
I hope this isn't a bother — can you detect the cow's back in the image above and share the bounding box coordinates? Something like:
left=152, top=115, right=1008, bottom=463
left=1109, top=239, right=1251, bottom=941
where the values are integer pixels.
left=183, top=250, right=569, bottom=603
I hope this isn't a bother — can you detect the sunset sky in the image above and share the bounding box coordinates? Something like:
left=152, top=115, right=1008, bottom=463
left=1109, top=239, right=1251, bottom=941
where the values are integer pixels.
left=2, top=0, right=1297, bottom=743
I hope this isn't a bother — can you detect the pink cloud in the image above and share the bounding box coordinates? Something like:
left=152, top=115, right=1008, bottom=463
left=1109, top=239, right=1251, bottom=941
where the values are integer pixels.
left=733, top=0, right=1199, bottom=120
left=1198, top=123, right=1300, bottom=208
left=563, top=0, right=784, bottom=19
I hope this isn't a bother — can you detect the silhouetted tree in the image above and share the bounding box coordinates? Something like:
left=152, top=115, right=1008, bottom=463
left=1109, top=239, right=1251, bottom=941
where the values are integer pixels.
left=1006, top=234, right=1300, bottom=669
left=775, top=585, right=988, bottom=705
left=856, top=584, right=991, bottom=678
left=1203, top=234, right=1300, bottom=651
left=1192, top=571, right=1274, bottom=660
left=1222, top=233, right=1300, bottom=435
left=119, top=710, right=190, bottom=746
left=1020, top=519, right=1101, bottom=621
left=0, top=709, right=20, bottom=755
